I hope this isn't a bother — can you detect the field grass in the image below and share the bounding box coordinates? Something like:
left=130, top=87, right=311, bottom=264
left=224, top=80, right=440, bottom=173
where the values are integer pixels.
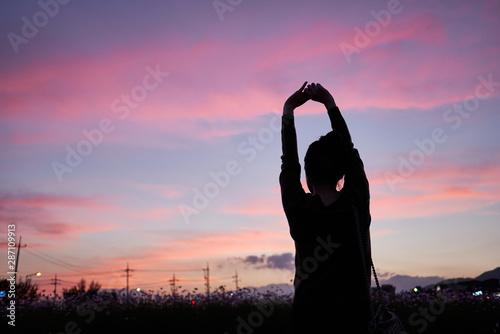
left=1, top=287, right=499, bottom=333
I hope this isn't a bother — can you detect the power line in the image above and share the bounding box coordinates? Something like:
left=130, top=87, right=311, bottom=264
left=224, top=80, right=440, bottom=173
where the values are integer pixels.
left=131, top=278, right=203, bottom=291
left=19, top=249, right=238, bottom=294
left=203, top=262, right=210, bottom=299
left=121, top=263, right=134, bottom=299
left=135, top=269, right=201, bottom=273
left=133, top=280, right=169, bottom=289
left=50, top=274, right=61, bottom=301
left=232, top=271, right=241, bottom=290
left=24, top=249, right=90, bottom=275
left=169, top=273, right=180, bottom=295
left=25, top=249, right=118, bottom=278
left=58, top=270, right=119, bottom=277
left=209, top=277, right=232, bottom=282
left=14, top=236, right=27, bottom=284
left=24, top=250, right=202, bottom=278
left=28, top=248, right=87, bottom=270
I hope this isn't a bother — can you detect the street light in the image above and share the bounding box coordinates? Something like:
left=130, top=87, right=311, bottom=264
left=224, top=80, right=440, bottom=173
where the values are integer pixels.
left=26, top=272, right=41, bottom=281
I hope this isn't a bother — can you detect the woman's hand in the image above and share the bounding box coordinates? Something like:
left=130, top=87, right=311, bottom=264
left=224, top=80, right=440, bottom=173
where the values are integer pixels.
left=283, top=81, right=310, bottom=115
left=305, top=83, right=336, bottom=110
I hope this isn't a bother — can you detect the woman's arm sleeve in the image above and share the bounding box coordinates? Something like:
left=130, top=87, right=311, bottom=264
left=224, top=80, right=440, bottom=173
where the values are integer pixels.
left=327, top=107, right=370, bottom=208
left=279, top=114, right=306, bottom=210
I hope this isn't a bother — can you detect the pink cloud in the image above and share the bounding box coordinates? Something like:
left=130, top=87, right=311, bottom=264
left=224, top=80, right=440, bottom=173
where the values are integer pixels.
left=375, top=13, right=445, bottom=46
left=47, top=228, right=293, bottom=285
left=0, top=192, right=107, bottom=208
left=2, top=9, right=498, bottom=149
left=371, top=229, right=398, bottom=238
left=0, top=192, right=116, bottom=239
left=160, top=229, right=293, bottom=260
left=370, top=161, right=500, bottom=220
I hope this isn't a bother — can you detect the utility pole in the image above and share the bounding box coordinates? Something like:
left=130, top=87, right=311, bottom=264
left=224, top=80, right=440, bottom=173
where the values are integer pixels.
left=122, top=262, right=134, bottom=299
left=232, top=270, right=241, bottom=291
left=203, top=262, right=210, bottom=299
left=50, top=274, right=61, bottom=302
left=14, top=236, right=27, bottom=284
left=169, top=273, right=179, bottom=295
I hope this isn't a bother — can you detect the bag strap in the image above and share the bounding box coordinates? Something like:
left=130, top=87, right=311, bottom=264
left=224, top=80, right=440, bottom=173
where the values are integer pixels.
left=352, top=202, right=386, bottom=328
left=370, top=257, right=386, bottom=309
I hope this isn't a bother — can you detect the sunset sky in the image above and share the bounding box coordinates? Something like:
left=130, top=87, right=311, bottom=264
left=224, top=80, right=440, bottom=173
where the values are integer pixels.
left=1, top=0, right=499, bottom=295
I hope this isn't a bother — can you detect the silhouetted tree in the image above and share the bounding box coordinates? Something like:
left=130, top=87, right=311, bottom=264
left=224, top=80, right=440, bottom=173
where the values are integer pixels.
left=0, top=277, right=39, bottom=301
left=88, top=280, right=102, bottom=295
left=63, top=278, right=101, bottom=298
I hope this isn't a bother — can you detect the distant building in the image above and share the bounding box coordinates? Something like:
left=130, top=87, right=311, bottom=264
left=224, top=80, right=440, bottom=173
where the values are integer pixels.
left=435, top=278, right=500, bottom=295
left=371, top=284, right=396, bottom=297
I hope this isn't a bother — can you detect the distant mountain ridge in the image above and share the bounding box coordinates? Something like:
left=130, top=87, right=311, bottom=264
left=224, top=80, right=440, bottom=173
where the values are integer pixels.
left=475, top=267, right=500, bottom=281
left=376, top=267, right=500, bottom=292
left=378, top=275, right=445, bottom=292
left=433, top=267, right=500, bottom=288
left=252, top=267, right=500, bottom=294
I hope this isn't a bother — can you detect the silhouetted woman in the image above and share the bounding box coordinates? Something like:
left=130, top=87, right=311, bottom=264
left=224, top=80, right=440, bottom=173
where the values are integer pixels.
left=280, top=82, right=372, bottom=333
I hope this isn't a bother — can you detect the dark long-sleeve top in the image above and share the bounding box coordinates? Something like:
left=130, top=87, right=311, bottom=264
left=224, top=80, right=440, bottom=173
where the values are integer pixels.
left=280, top=107, right=372, bottom=332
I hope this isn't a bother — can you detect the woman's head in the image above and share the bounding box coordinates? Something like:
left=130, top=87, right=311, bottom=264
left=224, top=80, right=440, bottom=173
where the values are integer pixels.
left=304, top=131, right=348, bottom=193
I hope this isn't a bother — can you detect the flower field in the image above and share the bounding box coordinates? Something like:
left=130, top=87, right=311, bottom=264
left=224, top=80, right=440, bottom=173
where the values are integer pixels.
left=1, top=286, right=499, bottom=333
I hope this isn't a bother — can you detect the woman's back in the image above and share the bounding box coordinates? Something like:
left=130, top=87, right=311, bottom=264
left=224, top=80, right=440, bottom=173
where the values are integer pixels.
left=280, top=82, right=372, bottom=333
